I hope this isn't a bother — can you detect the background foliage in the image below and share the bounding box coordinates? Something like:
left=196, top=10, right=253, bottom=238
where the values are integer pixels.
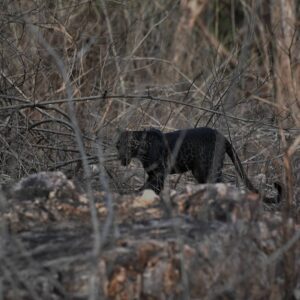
left=1, top=0, right=299, bottom=199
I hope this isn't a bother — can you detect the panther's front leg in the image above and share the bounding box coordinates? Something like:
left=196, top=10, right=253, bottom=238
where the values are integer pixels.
left=142, top=169, right=165, bottom=194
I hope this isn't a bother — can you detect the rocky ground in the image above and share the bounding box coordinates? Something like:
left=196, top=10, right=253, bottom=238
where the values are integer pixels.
left=1, top=172, right=299, bottom=300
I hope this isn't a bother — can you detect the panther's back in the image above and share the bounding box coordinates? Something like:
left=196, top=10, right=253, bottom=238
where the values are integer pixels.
left=164, top=128, right=223, bottom=173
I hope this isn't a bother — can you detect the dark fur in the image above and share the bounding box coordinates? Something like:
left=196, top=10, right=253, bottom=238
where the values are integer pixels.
left=116, top=128, right=281, bottom=203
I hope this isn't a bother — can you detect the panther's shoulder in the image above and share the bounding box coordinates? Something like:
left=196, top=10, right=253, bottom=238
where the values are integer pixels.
left=144, top=127, right=163, bottom=138
left=117, top=128, right=164, bottom=144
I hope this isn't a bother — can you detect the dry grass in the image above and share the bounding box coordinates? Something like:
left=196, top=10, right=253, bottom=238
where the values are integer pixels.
left=0, top=0, right=299, bottom=298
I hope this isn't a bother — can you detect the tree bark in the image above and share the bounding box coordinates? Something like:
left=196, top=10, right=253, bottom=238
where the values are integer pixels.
left=271, top=0, right=300, bottom=127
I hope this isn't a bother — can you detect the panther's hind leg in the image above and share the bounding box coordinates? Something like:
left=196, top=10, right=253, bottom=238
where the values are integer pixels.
left=208, top=137, right=226, bottom=183
left=211, top=167, right=223, bottom=183
left=192, top=166, right=209, bottom=184
left=207, top=157, right=224, bottom=183
left=192, top=149, right=225, bottom=184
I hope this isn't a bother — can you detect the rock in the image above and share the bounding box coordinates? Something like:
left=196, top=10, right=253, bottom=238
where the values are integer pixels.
left=0, top=173, right=298, bottom=299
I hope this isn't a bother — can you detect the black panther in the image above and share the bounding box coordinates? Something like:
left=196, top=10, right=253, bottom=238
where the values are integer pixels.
left=116, top=128, right=281, bottom=203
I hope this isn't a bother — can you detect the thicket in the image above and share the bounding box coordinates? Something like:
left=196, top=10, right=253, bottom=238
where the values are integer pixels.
left=1, top=0, right=300, bottom=201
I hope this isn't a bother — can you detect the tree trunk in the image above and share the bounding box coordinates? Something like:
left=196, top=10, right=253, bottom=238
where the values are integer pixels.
left=271, top=0, right=300, bottom=127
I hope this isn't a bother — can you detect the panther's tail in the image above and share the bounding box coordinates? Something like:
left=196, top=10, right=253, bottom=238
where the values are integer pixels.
left=225, top=139, right=281, bottom=203
left=225, top=139, right=258, bottom=192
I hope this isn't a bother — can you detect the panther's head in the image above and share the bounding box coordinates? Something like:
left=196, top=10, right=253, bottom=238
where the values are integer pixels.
left=116, top=131, right=141, bottom=166
left=116, top=128, right=165, bottom=167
